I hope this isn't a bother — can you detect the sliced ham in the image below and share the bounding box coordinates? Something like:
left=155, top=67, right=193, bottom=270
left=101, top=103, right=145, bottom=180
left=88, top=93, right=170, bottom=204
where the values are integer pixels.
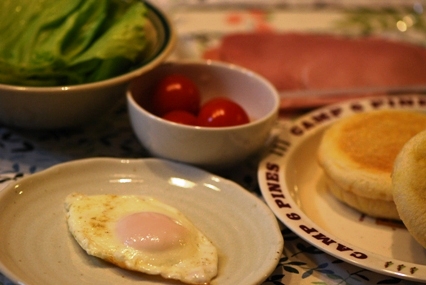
left=203, top=32, right=426, bottom=92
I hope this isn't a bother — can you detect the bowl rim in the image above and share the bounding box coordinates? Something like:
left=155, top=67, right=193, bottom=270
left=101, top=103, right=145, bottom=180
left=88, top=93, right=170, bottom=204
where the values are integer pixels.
left=127, top=59, right=280, bottom=131
left=0, top=1, right=176, bottom=92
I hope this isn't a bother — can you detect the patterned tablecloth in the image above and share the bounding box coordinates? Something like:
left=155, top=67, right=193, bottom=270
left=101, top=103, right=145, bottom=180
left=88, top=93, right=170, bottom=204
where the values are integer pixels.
left=1, top=1, right=425, bottom=284
left=0, top=98, right=421, bottom=285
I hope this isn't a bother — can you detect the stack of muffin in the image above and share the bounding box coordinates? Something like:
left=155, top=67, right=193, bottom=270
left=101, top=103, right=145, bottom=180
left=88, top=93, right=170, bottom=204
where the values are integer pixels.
left=317, top=109, right=426, bottom=248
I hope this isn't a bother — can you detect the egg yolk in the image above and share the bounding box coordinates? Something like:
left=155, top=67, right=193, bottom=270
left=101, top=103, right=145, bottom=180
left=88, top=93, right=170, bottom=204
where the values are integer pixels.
left=115, top=212, right=188, bottom=251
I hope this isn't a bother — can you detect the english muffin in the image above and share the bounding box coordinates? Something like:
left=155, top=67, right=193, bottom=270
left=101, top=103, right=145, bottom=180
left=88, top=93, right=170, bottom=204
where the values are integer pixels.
left=317, top=109, right=426, bottom=220
left=392, top=129, right=426, bottom=248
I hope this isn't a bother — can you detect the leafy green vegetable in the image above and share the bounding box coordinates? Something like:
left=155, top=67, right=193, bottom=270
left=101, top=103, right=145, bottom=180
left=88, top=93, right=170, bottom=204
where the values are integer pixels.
left=0, top=0, right=149, bottom=86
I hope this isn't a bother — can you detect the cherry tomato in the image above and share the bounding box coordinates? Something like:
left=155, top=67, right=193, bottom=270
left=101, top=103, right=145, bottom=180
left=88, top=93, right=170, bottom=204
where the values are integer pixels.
left=197, top=97, right=250, bottom=127
left=162, top=110, right=197, bottom=126
left=151, top=74, right=201, bottom=116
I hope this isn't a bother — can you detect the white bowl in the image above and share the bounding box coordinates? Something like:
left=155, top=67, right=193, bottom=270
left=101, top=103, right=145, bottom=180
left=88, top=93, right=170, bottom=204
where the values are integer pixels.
left=0, top=2, right=176, bottom=130
left=127, top=60, right=280, bottom=169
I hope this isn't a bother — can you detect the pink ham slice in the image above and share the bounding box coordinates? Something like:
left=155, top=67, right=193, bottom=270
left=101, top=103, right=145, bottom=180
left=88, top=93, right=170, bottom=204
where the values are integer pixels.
left=203, top=32, right=426, bottom=108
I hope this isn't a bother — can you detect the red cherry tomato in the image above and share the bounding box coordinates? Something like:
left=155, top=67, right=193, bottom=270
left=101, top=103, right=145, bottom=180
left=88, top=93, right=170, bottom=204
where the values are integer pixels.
left=151, top=74, right=201, bottom=116
left=162, top=110, right=197, bottom=126
left=197, top=97, right=250, bottom=127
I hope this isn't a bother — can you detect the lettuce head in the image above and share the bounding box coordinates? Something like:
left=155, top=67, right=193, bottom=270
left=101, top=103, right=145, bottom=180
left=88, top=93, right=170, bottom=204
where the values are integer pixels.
left=0, top=0, right=150, bottom=86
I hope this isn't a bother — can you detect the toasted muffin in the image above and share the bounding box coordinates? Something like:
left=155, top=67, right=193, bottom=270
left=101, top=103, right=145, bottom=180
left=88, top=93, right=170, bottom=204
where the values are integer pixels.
left=392, top=129, right=426, bottom=247
left=317, top=109, right=426, bottom=220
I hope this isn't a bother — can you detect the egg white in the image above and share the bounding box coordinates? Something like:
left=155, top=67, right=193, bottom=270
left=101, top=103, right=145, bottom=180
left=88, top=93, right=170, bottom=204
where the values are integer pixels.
left=64, top=193, right=218, bottom=284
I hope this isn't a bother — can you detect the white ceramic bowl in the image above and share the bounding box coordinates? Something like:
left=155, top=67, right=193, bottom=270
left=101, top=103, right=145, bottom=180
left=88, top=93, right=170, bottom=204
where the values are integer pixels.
left=0, top=2, right=176, bottom=130
left=127, top=60, right=280, bottom=169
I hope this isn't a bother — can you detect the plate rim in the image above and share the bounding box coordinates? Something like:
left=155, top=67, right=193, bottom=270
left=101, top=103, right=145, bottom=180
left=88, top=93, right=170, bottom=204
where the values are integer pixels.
left=0, top=157, right=283, bottom=285
left=258, top=94, right=426, bottom=282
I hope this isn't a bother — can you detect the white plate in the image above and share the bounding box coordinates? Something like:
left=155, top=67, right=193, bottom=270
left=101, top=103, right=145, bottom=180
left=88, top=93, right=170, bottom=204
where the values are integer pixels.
left=0, top=158, right=283, bottom=285
left=258, top=94, right=426, bottom=282
left=171, top=4, right=426, bottom=110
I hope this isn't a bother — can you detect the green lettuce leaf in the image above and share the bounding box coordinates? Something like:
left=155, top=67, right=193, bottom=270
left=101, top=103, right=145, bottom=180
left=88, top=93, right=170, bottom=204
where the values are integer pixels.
left=0, top=0, right=148, bottom=86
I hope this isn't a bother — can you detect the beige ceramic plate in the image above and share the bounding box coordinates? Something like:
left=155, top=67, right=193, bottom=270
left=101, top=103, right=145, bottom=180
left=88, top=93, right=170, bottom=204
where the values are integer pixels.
left=258, top=94, right=426, bottom=282
left=0, top=158, right=283, bottom=285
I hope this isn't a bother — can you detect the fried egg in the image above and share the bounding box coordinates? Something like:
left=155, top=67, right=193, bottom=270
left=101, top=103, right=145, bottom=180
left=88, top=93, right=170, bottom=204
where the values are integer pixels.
left=64, top=193, right=218, bottom=284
